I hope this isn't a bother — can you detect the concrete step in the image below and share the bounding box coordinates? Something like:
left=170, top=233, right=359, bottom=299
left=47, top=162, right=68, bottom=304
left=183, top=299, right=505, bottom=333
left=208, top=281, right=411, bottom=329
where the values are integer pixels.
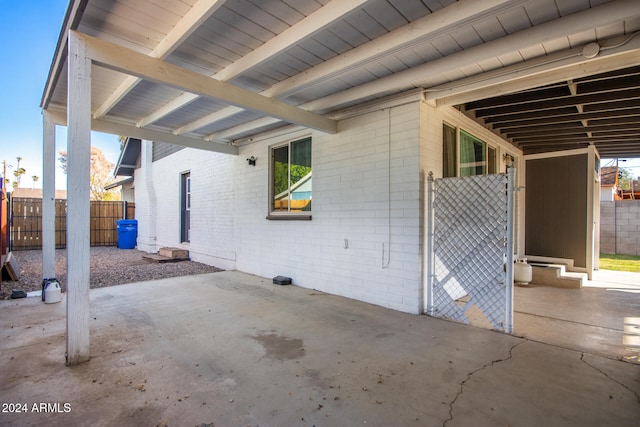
left=530, top=264, right=587, bottom=289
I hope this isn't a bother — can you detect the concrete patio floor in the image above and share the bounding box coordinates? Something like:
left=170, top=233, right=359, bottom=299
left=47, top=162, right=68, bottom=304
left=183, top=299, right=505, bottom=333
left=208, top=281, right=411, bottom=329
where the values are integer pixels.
left=514, top=269, right=640, bottom=364
left=0, top=270, right=638, bottom=427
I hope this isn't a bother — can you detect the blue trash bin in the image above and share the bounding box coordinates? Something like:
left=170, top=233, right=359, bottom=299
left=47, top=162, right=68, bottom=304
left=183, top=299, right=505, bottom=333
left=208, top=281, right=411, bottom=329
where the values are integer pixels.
left=116, top=219, right=138, bottom=249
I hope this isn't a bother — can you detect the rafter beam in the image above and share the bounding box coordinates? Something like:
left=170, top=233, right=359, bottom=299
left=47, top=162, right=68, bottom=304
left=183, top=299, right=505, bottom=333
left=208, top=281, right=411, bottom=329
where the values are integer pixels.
left=207, top=117, right=282, bottom=142
left=212, top=29, right=640, bottom=140
left=175, top=106, right=243, bottom=135
left=306, top=0, right=640, bottom=113
left=264, top=0, right=524, bottom=99
left=72, top=30, right=336, bottom=134
left=137, top=92, right=202, bottom=128
left=46, top=108, right=238, bottom=155
left=139, top=0, right=367, bottom=129
left=177, top=0, right=525, bottom=134
left=429, top=36, right=640, bottom=108
left=491, top=107, right=640, bottom=129
left=93, top=0, right=227, bottom=119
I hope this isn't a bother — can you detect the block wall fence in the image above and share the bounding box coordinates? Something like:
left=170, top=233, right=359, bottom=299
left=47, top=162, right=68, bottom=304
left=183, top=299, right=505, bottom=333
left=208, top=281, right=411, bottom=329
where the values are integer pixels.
left=600, top=200, right=640, bottom=256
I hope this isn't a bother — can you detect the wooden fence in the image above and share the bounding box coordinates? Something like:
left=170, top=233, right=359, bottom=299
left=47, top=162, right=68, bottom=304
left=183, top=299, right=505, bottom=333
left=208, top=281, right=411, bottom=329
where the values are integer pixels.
left=10, top=197, right=135, bottom=251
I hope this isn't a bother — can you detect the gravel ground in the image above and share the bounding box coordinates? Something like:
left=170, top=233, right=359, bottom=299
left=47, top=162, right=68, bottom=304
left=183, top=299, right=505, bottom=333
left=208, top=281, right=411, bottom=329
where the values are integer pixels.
left=1, top=246, right=223, bottom=300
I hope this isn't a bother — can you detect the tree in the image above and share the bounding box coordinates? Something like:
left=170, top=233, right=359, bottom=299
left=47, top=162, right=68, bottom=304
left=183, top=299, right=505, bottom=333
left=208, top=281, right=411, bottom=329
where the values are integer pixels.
left=12, top=156, right=26, bottom=189
left=618, top=167, right=634, bottom=190
left=31, top=175, right=39, bottom=189
left=58, top=146, right=120, bottom=201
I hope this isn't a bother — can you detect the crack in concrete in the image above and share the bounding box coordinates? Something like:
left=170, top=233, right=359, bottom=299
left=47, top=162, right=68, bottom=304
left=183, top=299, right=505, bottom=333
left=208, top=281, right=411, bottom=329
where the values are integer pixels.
left=580, top=352, right=640, bottom=405
left=443, top=339, right=526, bottom=427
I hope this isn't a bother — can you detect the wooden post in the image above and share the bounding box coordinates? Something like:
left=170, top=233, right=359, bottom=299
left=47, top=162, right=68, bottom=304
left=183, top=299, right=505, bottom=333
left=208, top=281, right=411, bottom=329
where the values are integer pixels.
left=42, top=110, right=56, bottom=279
left=66, top=30, right=91, bottom=365
left=1, top=162, right=7, bottom=258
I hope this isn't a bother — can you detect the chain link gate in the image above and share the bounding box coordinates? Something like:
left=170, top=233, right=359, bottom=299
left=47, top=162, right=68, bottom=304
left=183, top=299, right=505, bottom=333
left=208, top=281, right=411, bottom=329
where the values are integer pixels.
left=426, top=166, right=515, bottom=333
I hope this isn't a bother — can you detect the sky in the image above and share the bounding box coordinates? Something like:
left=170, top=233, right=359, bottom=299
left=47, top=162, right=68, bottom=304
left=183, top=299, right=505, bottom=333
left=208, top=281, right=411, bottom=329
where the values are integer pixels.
left=0, top=1, right=639, bottom=191
left=0, top=1, right=121, bottom=190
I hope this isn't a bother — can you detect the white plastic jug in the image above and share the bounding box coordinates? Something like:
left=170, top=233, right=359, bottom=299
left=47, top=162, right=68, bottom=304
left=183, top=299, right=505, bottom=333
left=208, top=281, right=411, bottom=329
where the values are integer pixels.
left=44, top=280, right=62, bottom=304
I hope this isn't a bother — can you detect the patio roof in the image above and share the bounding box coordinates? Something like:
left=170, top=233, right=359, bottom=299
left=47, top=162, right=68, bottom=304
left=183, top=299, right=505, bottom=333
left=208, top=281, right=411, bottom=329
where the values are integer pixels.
left=41, top=0, right=640, bottom=157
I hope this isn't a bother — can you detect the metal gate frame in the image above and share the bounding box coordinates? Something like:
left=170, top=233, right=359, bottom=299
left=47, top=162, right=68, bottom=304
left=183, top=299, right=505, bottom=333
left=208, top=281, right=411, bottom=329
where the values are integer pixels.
left=426, top=166, right=515, bottom=333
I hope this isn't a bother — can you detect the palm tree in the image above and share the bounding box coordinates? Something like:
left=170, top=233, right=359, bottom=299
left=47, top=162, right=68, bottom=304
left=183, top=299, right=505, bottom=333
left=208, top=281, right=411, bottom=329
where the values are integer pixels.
left=32, top=175, right=39, bottom=189
left=13, top=156, right=25, bottom=187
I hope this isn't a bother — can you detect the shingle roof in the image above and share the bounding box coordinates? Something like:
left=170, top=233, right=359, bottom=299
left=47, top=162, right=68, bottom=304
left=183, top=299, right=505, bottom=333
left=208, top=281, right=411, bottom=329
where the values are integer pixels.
left=600, top=167, right=618, bottom=187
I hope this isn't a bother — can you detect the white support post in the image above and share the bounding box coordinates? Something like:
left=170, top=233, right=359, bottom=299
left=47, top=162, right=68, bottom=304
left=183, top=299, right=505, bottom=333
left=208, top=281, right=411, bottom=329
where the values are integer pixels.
left=66, top=30, right=91, bottom=365
left=504, top=165, right=516, bottom=334
left=42, top=111, right=56, bottom=280
left=586, top=145, right=597, bottom=280
left=425, top=172, right=435, bottom=316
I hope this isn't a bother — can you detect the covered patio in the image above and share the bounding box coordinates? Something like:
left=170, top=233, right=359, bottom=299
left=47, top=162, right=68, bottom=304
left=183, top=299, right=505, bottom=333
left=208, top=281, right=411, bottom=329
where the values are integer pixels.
left=0, top=271, right=638, bottom=426
left=38, top=0, right=640, bottom=365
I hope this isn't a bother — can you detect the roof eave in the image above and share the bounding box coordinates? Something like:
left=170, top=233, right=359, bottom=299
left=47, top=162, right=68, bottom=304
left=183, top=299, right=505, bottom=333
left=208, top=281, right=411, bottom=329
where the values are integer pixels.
left=40, top=0, right=89, bottom=110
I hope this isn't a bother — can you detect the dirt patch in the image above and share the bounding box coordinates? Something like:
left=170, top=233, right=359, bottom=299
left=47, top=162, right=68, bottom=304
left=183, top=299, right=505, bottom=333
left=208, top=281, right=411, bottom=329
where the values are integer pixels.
left=252, top=333, right=305, bottom=361
left=1, top=246, right=223, bottom=300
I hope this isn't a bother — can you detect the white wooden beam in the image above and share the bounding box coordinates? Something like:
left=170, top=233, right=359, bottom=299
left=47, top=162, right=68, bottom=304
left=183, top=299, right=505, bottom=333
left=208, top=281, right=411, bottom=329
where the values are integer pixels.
left=136, top=92, right=200, bottom=128
left=66, top=29, right=91, bottom=366
left=93, top=118, right=239, bottom=155
left=153, top=0, right=227, bottom=60
left=207, top=117, right=281, bottom=142
left=93, top=0, right=227, bottom=119
left=176, top=0, right=521, bottom=134
left=47, top=108, right=238, bottom=155
left=429, top=35, right=640, bottom=107
left=175, top=106, right=243, bottom=135
left=263, top=0, right=524, bottom=99
left=76, top=31, right=337, bottom=134
left=41, top=110, right=56, bottom=280
left=215, top=0, right=368, bottom=82
left=137, top=0, right=366, bottom=129
left=303, top=0, right=640, bottom=113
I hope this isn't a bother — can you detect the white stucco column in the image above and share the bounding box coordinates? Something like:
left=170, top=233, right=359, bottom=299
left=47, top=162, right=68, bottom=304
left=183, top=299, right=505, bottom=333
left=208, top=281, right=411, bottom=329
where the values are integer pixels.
left=42, top=110, right=56, bottom=280
left=66, top=30, right=91, bottom=365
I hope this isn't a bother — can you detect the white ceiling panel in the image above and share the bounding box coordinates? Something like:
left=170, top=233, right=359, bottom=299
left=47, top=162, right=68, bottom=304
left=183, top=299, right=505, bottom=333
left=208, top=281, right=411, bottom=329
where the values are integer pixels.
left=523, top=0, right=561, bottom=25
left=42, top=0, right=640, bottom=156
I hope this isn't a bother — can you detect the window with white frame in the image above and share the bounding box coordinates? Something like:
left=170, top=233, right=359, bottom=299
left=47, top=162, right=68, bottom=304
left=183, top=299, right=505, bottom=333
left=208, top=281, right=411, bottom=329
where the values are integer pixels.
left=443, top=124, right=457, bottom=178
left=460, top=130, right=487, bottom=176
left=269, top=136, right=312, bottom=219
left=443, top=125, right=498, bottom=177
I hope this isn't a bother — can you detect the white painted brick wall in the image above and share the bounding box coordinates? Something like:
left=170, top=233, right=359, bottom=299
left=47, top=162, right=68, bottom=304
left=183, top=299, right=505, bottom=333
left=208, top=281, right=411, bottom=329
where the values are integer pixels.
left=135, top=143, right=238, bottom=270
left=135, top=101, right=520, bottom=315
left=136, top=104, right=423, bottom=314
left=232, top=104, right=423, bottom=313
